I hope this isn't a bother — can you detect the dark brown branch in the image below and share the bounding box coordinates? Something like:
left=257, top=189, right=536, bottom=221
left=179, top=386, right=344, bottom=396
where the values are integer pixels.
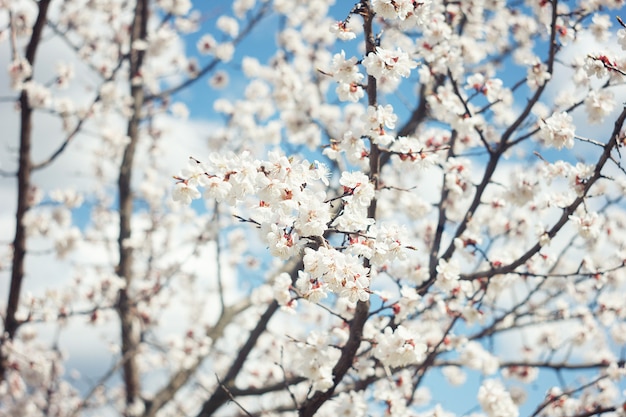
left=297, top=2, right=377, bottom=415
left=195, top=301, right=281, bottom=416
left=379, top=82, right=433, bottom=169
left=228, top=376, right=308, bottom=397
left=2, top=0, right=52, bottom=381
left=566, top=407, right=618, bottom=417
left=194, top=256, right=304, bottom=416
left=425, top=131, right=456, bottom=289
left=298, top=299, right=370, bottom=417
left=116, top=0, right=148, bottom=411
left=436, top=359, right=623, bottom=371
left=447, top=69, right=491, bottom=153
left=215, top=375, right=254, bottom=417
left=438, top=0, right=562, bottom=265
left=461, top=105, right=626, bottom=280
left=531, top=375, right=611, bottom=417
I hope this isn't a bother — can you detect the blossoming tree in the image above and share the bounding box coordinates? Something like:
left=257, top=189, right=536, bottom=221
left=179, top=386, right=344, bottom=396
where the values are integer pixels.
left=2, top=0, right=626, bottom=416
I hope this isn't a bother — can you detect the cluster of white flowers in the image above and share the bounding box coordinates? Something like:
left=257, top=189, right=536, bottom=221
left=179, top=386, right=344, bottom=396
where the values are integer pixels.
left=502, top=365, right=539, bottom=383
left=300, top=247, right=371, bottom=303
left=363, top=104, right=397, bottom=146
left=323, top=130, right=369, bottom=168
left=435, top=258, right=461, bottom=293
left=371, top=0, right=432, bottom=28
left=477, top=379, right=519, bottom=417
left=329, top=19, right=357, bottom=41
left=7, top=57, right=32, bottom=90
left=589, top=14, right=612, bottom=42
left=526, top=59, right=551, bottom=90
left=0, top=334, right=83, bottom=415
left=331, top=50, right=365, bottom=102
left=504, top=170, right=538, bottom=206
left=426, top=84, right=466, bottom=129
left=165, top=330, right=212, bottom=371
left=22, top=81, right=51, bottom=108
left=157, top=0, right=192, bottom=16
left=196, top=33, right=234, bottom=62
left=55, top=62, right=75, bottom=89
left=341, top=223, right=409, bottom=270
left=570, top=162, right=594, bottom=197
left=216, top=15, right=239, bottom=38
left=368, top=223, right=408, bottom=265
left=328, top=391, right=368, bottom=416
left=173, top=150, right=332, bottom=243
left=619, top=27, right=626, bottom=50
left=537, top=112, right=575, bottom=150
left=362, top=46, right=418, bottom=82
left=459, top=341, right=500, bottom=375
left=441, top=366, right=467, bottom=386
left=289, top=331, right=341, bottom=392
left=272, top=272, right=294, bottom=309
left=373, top=325, right=427, bottom=368
left=569, top=211, right=601, bottom=241
left=466, top=73, right=510, bottom=104
left=584, top=89, right=615, bottom=124
left=584, top=52, right=618, bottom=79
left=332, top=171, right=376, bottom=232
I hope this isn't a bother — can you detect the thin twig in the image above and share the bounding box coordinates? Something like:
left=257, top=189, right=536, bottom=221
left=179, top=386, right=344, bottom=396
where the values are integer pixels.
left=215, top=375, right=254, bottom=417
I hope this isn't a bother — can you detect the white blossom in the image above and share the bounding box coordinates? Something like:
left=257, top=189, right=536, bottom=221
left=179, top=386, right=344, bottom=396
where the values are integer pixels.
left=362, top=47, right=417, bottom=82
left=272, top=272, right=294, bottom=308
left=584, top=89, right=615, bottom=124
left=216, top=15, right=239, bottom=37
left=478, top=379, right=519, bottom=417
left=7, top=57, right=32, bottom=90
left=590, top=14, right=612, bottom=42
left=460, top=341, right=500, bottom=375
left=442, top=366, right=467, bottom=386
left=330, top=21, right=357, bottom=41
left=197, top=34, right=216, bottom=54
left=618, top=29, right=626, bottom=50
left=172, top=181, right=201, bottom=204
left=340, top=171, right=375, bottom=207
left=23, top=81, right=51, bottom=108
left=526, top=60, right=551, bottom=90
left=568, top=211, right=600, bottom=241
left=294, top=192, right=332, bottom=237
left=537, top=112, right=575, bottom=150
left=374, top=325, right=427, bottom=368
left=435, top=258, right=460, bottom=293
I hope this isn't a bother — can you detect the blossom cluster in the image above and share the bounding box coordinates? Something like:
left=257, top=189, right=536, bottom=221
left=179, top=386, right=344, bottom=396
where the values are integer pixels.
left=331, top=50, right=365, bottom=102
left=537, top=112, right=576, bottom=150
left=478, top=379, right=519, bottom=417
left=373, top=325, right=427, bottom=369
left=174, top=152, right=411, bottom=305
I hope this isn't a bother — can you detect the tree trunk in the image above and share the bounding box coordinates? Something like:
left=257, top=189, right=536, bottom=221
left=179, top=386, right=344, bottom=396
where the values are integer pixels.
left=2, top=0, right=52, bottom=381
left=116, top=0, right=148, bottom=411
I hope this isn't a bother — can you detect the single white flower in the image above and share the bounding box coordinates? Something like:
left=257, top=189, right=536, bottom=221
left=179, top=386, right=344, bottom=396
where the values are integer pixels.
left=172, top=181, right=200, bottom=204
